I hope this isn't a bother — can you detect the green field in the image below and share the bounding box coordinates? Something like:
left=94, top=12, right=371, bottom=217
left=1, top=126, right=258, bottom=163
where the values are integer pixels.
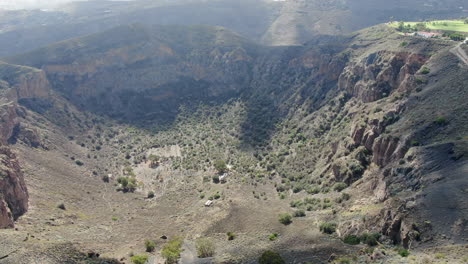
left=389, top=20, right=468, bottom=33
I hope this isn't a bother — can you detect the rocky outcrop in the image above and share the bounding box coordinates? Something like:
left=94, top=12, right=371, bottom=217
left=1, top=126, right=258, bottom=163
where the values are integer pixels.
left=0, top=62, right=51, bottom=102
left=0, top=103, right=18, bottom=145
left=339, top=51, right=427, bottom=103
left=8, top=123, right=45, bottom=149
left=0, top=145, right=28, bottom=228
left=351, top=109, right=408, bottom=167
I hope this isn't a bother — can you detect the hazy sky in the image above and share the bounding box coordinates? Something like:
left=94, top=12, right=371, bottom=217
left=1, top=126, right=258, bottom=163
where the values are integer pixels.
left=0, top=0, right=139, bottom=10
left=0, top=0, right=85, bottom=9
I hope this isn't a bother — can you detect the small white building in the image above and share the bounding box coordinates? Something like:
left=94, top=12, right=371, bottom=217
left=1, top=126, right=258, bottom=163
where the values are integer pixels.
left=205, top=200, right=213, bottom=207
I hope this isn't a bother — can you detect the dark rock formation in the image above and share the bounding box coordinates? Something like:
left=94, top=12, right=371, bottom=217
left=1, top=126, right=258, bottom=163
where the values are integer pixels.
left=0, top=145, right=28, bottom=228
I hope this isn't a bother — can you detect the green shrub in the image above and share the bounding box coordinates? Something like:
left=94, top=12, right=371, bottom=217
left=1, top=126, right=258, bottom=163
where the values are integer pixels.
left=102, top=175, right=110, bottom=183
left=434, top=116, right=448, bottom=125
left=333, top=182, right=347, bottom=192
left=278, top=213, right=293, bottom=225
left=319, top=222, right=336, bottom=234
left=57, top=203, right=66, bottom=210
left=420, top=67, right=430, bottom=74
left=145, top=239, right=156, bottom=252
left=147, top=191, right=155, bottom=199
left=293, top=210, right=306, bottom=217
left=341, top=193, right=351, bottom=201
left=398, top=249, right=410, bottom=257
left=343, top=235, right=360, bottom=245
left=212, top=175, right=220, bottom=183
left=289, top=200, right=303, bottom=208
left=259, top=250, right=285, bottom=264
left=360, top=233, right=380, bottom=246
left=268, top=233, right=279, bottom=241
left=131, top=254, right=148, bottom=264
left=75, top=160, right=84, bottom=166
left=307, top=185, right=321, bottom=194
left=226, top=232, right=236, bottom=241
left=400, top=41, right=408, bottom=47
left=449, top=33, right=465, bottom=41
left=195, top=238, right=215, bottom=258
left=214, top=160, right=227, bottom=174
left=161, top=237, right=183, bottom=264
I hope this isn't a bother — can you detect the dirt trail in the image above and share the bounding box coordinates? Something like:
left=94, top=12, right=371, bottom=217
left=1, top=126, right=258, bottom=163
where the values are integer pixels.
left=450, top=43, right=468, bottom=66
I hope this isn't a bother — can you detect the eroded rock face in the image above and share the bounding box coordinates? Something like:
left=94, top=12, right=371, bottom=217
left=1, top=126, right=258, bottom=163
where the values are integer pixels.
left=0, top=145, right=28, bottom=228
left=0, top=104, right=18, bottom=145
left=339, top=51, right=427, bottom=103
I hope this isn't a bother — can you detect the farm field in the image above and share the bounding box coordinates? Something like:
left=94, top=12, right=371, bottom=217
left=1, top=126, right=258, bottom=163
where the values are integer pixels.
left=389, top=19, right=468, bottom=32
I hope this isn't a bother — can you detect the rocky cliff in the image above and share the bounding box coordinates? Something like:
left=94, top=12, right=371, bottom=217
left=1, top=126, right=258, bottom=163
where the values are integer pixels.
left=0, top=145, right=28, bottom=228
left=0, top=62, right=52, bottom=228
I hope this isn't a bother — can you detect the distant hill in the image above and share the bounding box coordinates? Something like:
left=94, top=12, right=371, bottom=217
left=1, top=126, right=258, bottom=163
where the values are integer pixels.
left=0, top=0, right=467, bottom=57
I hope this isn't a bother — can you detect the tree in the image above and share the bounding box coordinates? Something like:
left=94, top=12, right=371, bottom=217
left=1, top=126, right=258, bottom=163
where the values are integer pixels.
left=195, top=238, right=215, bottom=258
left=397, top=21, right=405, bottom=31
left=214, top=160, right=227, bottom=174
left=449, top=33, right=465, bottom=41
left=259, top=251, right=285, bottom=264
left=161, top=237, right=183, bottom=264
left=464, top=18, right=468, bottom=24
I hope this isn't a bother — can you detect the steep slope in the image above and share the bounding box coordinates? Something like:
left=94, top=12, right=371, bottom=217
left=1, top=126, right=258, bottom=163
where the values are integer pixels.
left=7, top=24, right=260, bottom=124
left=0, top=61, right=53, bottom=228
left=0, top=24, right=466, bottom=263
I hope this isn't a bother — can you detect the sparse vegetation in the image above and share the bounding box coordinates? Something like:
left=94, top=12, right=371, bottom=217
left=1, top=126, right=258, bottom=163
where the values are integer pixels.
left=117, top=176, right=137, bottom=193
left=161, top=237, right=183, bottom=264
left=398, top=248, right=410, bottom=257
left=360, top=233, right=380, bottom=246
left=102, top=175, right=110, bottom=183
left=259, top=250, right=285, bottom=264
left=343, top=235, right=360, bottom=245
left=420, top=67, right=430, bottom=75
left=214, top=160, right=227, bottom=174
left=145, top=239, right=156, bottom=252
left=278, top=213, right=293, bottom=225
left=434, top=116, right=448, bottom=125
left=333, top=182, right=347, bottom=192
left=195, top=238, right=215, bottom=258
left=293, top=209, right=306, bottom=217
left=319, top=222, right=336, bottom=234
left=57, top=203, right=66, bottom=210
left=130, top=254, right=148, bottom=264
left=226, top=232, right=236, bottom=241
left=268, top=233, right=279, bottom=241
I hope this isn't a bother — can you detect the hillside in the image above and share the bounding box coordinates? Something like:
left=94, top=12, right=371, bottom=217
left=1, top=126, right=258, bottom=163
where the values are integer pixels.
left=0, top=23, right=466, bottom=264
left=0, top=0, right=467, bottom=57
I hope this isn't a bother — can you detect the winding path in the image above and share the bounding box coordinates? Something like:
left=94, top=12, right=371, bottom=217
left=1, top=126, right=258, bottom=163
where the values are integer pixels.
left=450, top=43, right=468, bottom=66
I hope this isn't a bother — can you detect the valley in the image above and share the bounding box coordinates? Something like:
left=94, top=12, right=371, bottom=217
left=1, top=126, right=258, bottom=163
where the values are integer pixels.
left=0, top=1, right=467, bottom=264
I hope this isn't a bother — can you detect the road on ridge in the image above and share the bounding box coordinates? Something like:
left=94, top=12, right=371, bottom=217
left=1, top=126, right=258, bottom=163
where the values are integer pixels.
left=450, top=43, right=468, bottom=66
